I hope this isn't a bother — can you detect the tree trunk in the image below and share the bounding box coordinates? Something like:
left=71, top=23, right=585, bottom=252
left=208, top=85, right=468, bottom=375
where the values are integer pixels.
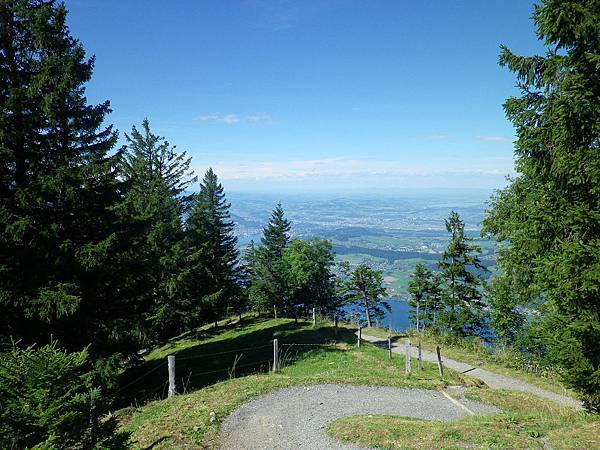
left=416, top=301, right=420, bottom=331
left=363, top=296, right=372, bottom=328
left=273, top=305, right=277, bottom=319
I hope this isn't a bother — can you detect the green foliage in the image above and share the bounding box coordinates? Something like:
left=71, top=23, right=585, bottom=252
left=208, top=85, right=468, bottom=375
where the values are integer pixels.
left=483, top=0, right=600, bottom=411
left=282, top=238, right=337, bottom=316
left=247, top=205, right=338, bottom=318
left=247, top=203, right=291, bottom=315
left=486, top=276, right=525, bottom=345
left=0, top=342, right=129, bottom=449
left=407, top=263, right=442, bottom=331
left=438, top=211, right=487, bottom=336
left=262, top=202, right=291, bottom=260
left=339, top=263, right=388, bottom=328
left=120, top=118, right=197, bottom=341
left=0, top=0, right=134, bottom=353
left=184, top=168, right=242, bottom=326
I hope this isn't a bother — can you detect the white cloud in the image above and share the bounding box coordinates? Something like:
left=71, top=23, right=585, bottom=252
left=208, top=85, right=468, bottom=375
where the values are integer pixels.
left=197, top=113, right=241, bottom=124
left=195, top=157, right=514, bottom=181
left=196, top=112, right=272, bottom=125
left=246, top=113, right=273, bottom=124
left=417, top=133, right=450, bottom=140
left=477, top=135, right=511, bottom=142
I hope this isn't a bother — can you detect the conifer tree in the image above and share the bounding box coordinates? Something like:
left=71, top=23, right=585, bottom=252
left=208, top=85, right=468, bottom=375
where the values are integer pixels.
left=0, top=0, right=129, bottom=351
left=248, top=203, right=291, bottom=316
left=0, top=343, right=129, bottom=449
left=120, top=119, right=196, bottom=340
left=185, top=168, right=241, bottom=327
left=483, top=0, right=600, bottom=411
left=262, top=202, right=291, bottom=259
left=438, top=212, right=486, bottom=336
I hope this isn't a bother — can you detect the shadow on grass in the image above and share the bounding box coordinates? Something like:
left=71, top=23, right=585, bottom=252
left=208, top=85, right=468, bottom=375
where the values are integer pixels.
left=140, top=436, right=168, bottom=450
left=114, top=319, right=357, bottom=408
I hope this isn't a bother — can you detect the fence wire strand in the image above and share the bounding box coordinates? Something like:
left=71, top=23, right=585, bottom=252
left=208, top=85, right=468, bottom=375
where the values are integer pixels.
left=113, top=361, right=167, bottom=396
left=120, top=338, right=341, bottom=400
left=177, top=343, right=272, bottom=360
left=186, top=359, right=273, bottom=379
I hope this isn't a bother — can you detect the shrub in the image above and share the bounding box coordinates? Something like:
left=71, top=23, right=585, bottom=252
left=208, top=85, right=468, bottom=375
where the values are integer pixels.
left=0, top=342, right=129, bottom=449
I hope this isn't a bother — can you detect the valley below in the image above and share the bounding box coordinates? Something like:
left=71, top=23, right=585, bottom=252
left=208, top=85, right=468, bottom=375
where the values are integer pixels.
left=230, top=190, right=497, bottom=298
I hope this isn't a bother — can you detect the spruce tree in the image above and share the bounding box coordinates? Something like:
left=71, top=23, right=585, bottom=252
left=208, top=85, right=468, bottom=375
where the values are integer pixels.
left=483, top=0, right=600, bottom=411
left=248, top=203, right=291, bottom=316
left=120, top=119, right=196, bottom=340
left=438, top=212, right=486, bottom=336
left=0, top=343, right=129, bottom=449
left=185, top=168, right=241, bottom=327
left=262, top=202, right=291, bottom=259
left=0, top=0, right=128, bottom=352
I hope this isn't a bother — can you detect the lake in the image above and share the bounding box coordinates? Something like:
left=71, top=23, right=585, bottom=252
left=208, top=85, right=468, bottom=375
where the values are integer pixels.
left=342, top=298, right=413, bottom=332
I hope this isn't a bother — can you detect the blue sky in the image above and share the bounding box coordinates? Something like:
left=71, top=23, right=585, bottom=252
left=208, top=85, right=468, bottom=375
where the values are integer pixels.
left=65, top=0, right=542, bottom=193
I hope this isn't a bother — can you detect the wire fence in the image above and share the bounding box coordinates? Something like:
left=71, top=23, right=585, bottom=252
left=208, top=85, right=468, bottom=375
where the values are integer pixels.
left=113, top=312, right=351, bottom=407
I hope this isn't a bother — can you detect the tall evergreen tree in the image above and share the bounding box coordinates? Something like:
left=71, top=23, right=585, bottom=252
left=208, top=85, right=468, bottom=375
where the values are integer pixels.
left=483, top=0, right=600, bottom=411
left=248, top=203, right=291, bottom=317
left=262, top=202, right=291, bottom=259
left=185, top=168, right=241, bottom=327
left=438, top=212, right=486, bottom=336
left=120, top=119, right=196, bottom=340
left=0, top=0, right=129, bottom=352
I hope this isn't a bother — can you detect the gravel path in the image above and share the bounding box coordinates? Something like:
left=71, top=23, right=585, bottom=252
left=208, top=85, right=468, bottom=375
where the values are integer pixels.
left=360, top=333, right=582, bottom=409
left=219, top=384, right=499, bottom=450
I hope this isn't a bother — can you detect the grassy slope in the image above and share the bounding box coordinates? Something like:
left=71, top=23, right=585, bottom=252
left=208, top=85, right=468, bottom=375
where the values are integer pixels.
left=329, top=388, right=600, bottom=449
left=117, top=318, right=467, bottom=449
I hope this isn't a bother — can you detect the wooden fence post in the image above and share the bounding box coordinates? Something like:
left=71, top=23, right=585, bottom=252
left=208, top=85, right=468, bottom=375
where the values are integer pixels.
left=312, top=307, right=316, bottom=326
left=388, top=336, right=392, bottom=360
left=167, top=355, right=176, bottom=398
left=436, top=345, right=444, bottom=377
left=405, top=341, right=411, bottom=375
left=357, top=326, right=362, bottom=348
left=418, top=340, right=422, bottom=371
left=273, top=339, right=279, bottom=372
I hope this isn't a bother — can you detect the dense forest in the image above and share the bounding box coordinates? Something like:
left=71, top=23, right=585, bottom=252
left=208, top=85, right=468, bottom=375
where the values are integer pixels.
left=1, top=0, right=599, bottom=447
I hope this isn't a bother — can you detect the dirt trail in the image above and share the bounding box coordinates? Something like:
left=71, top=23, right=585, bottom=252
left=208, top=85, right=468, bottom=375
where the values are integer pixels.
left=219, top=384, right=498, bottom=450
left=360, top=333, right=581, bottom=409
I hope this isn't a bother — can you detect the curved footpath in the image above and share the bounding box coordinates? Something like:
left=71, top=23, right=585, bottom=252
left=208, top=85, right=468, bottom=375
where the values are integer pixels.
left=219, top=384, right=499, bottom=450
left=360, top=333, right=582, bottom=409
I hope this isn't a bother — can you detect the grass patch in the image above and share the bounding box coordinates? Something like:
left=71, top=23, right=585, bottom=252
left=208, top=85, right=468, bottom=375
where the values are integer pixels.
left=328, top=388, right=600, bottom=450
left=360, top=326, right=406, bottom=340
left=117, top=318, right=465, bottom=449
